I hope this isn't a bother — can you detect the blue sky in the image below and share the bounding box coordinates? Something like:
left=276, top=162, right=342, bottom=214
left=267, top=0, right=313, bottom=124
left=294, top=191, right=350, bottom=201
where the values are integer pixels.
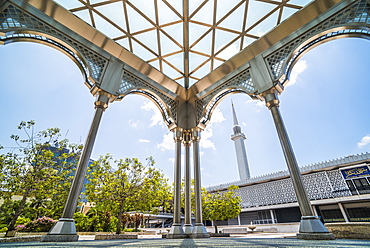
left=0, top=38, right=369, bottom=187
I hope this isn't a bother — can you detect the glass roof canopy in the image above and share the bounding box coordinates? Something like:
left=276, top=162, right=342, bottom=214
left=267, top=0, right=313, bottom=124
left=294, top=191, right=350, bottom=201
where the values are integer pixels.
left=54, top=0, right=312, bottom=88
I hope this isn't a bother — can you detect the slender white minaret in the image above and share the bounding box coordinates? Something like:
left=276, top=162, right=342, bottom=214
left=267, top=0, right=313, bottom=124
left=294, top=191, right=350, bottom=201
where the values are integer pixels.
left=231, top=101, right=251, bottom=180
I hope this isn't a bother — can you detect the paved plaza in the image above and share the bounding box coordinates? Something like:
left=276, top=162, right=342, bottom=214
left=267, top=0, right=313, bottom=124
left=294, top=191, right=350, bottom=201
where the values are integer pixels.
left=1, top=234, right=370, bottom=247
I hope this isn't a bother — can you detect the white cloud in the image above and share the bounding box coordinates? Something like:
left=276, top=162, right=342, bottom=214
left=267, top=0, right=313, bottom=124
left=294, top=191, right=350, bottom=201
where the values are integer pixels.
left=209, top=107, right=226, bottom=124
left=199, top=107, right=226, bottom=150
left=246, top=99, right=265, bottom=112
left=138, top=139, right=150, bottom=143
left=129, top=119, right=139, bottom=128
left=157, top=132, right=174, bottom=151
left=358, top=135, right=370, bottom=148
left=217, top=43, right=239, bottom=60
left=156, top=108, right=223, bottom=152
left=286, top=60, right=308, bottom=87
left=200, top=128, right=216, bottom=150
left=140, top=101, right=164, bottom=127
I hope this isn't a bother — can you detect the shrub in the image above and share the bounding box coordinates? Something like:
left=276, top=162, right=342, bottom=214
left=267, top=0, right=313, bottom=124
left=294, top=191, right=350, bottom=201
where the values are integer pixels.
left=0, top=226, right=7, bottom=233
left=74, top=212, right=91, bottom=232
left=16, top=217, right=56, bottom=232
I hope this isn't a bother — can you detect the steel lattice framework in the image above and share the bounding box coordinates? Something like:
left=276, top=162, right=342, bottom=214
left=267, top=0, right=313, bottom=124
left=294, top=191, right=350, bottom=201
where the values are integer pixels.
left=0, top=0, right=369, bottom=129
left=1, top=0, right=370, bottom=240
left=60, top=0, right=311, bottom=88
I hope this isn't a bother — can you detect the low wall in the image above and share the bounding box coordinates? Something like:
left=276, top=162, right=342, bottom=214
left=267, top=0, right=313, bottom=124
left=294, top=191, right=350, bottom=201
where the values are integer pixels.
left=325, top=222, right=370, bottom=239
left=95, top=234, right=138, bottom=240
left=207, top=223, right=299, bottom=234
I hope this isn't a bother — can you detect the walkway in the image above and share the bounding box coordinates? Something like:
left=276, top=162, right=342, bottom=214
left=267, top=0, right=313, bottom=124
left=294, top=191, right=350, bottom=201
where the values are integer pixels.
left=1, top=233, right=369, bottom=247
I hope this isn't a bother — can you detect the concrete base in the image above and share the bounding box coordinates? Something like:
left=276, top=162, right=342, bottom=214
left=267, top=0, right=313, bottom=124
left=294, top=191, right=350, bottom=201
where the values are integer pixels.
left=168, top=224, right=184, bottom=235
left=47, top=218, right=77, bottom=235
left=297, top=216, right=335, bottom=240
left=192, top=233, right=211, bottom=238
left=299, top=216, right=330, bottom=233
left=41, top=218, right=78, bottom=242
left=183, top=224, right=193, bottom=234
left=192, top=224, right=210, bottom=238
left=40, top=235, right=79, bottom=242
left=297, top=233, right=335, bottom=240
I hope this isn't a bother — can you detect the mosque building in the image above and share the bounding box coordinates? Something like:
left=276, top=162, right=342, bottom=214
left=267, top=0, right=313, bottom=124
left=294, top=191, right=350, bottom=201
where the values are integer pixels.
left=205, top=103, right=370, bottom=229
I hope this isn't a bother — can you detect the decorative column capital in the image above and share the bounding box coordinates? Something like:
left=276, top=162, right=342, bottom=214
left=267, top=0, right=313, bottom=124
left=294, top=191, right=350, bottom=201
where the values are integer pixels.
left=191, top=127, right=202, bottom=142
left=94, top=90, right=113, bottom=110
left=173, top=127, right=183, bottom=142
left=261, top=88, right=280, bottom=110
left=183, top=130, right=192, bottom=146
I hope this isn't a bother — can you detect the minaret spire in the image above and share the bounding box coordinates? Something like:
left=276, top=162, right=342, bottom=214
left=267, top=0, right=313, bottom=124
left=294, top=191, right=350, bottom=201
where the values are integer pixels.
left=231, top=100, right=239, bottom=126
left=231, top=101, right=251, bottom=181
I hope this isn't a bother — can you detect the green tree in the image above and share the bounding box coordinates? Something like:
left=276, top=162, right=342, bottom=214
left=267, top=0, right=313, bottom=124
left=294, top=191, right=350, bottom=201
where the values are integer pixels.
left=84, top=155, right=171, bottom=234
left=203, top=185, right=241, bottom=233
left=0, top=121, right=81, bottom=235
left=180, top=179, right=207, bottom=215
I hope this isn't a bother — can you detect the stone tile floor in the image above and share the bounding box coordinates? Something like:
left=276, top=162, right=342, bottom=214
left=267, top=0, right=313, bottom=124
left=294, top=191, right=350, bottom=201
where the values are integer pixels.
left=0, top=233, right=369, bottom=247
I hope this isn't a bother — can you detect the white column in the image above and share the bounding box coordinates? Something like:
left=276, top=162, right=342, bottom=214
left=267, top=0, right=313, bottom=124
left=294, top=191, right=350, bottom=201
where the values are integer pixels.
left=168, top=128, right=184, bottom=237
left=338, top=203, right=349, bottom=223
left=43, top=91, right=111, bottom=241
left=191, top=127, right=210, bottom=238
left=183, top=131, right=193, bottom=234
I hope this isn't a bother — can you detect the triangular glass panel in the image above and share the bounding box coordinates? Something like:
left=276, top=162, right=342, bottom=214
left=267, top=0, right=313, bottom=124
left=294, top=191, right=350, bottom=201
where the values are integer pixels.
left=132, top=40, right=157, bottom=61
left=191, top=0, right=214, bottom=25
left=214, top=29, right=240, bottom=59
left=216, top=39, right=240, bottom=61
left=161, top=22, right=183, bottom=47
left=95, top=2, right=126, bottom=28
left=126, top=4, right=154, bottom=33
left=158, top=0, right=182, bottom=25
left=162, top=60, right=182, bottom=81
left=216, top=0, right=242, bottom=23
left=116, top=39, right=130, bottom=51
left=164, top=52, right=184, bottom=73
left=164, top=0, right=182, bottom=18
left=148, top=59, right=160, bottom=72
left=176, top=78, right=185, bottom=87
left=213, top=59, right=223, bottom=70
left=281, top=6, right=300, bottom=22
left=134, top=29, right=158, bottom=55
left=242, top=37, right=257, bottom=49
left=90, top=0, right=107, bottom=4
left=54, top=0, right=84, bottom=10
left=191, top=59, right=211, bottom=80
left=191, top=30, right=212, bottom=57
left=160, top=24, right=183, bottom=56
left=130, top=0, right=155, bottom=21
left=190, top=52, right=211, bottom=77
left=189, top=0, right=205, bottom=18
left=189, top=22, right=211, bottom=48
left=248, top=11, right=279, bottom=37
left=218, top=1, right=245, bottom=31
left=246, top=0, right=276, bottom=28
left=73, top=9, right=93, bottom=26
left=93, top=12, right=124, bottom=38
left=288, top=0, right=311, bottom=7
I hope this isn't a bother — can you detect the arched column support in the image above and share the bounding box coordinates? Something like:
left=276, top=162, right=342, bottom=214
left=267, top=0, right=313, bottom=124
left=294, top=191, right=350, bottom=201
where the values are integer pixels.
left=191, top=127, right=210, bottom=238
left=41, top=90, right=112, bottom=242
left=262, top=88, right=334, bottom=240
left=167, top=128, right=185, bottom=238
left=183, top=130, right=193, bottom=234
